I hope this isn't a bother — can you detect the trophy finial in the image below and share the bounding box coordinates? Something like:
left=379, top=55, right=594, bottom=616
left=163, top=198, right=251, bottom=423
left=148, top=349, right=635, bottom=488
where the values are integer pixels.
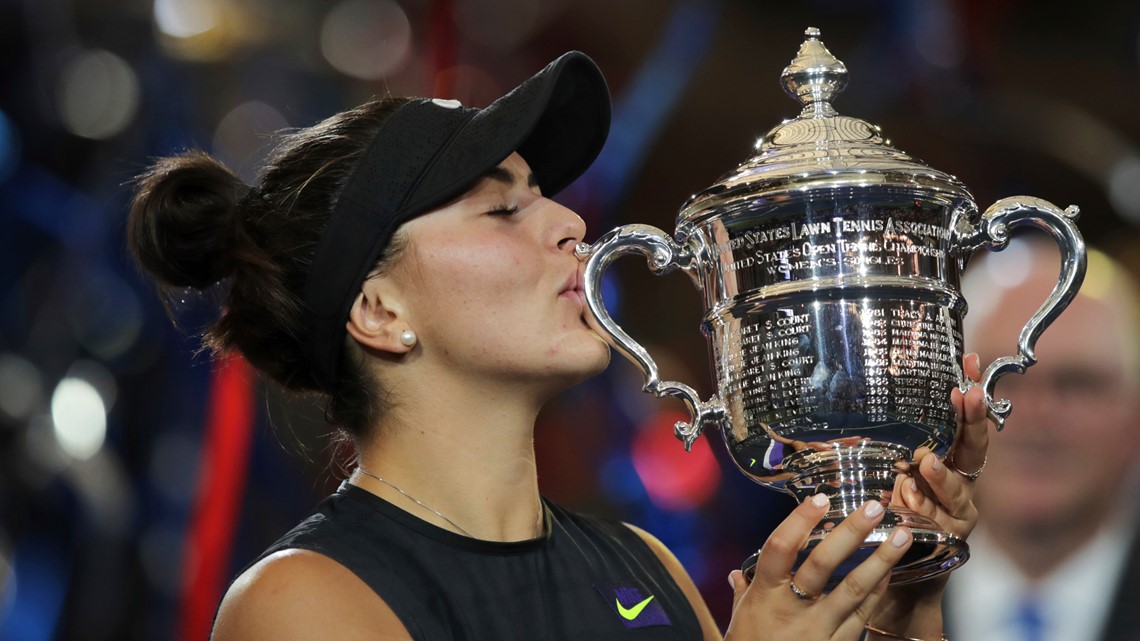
left=782, top=27, right=848, bottom=117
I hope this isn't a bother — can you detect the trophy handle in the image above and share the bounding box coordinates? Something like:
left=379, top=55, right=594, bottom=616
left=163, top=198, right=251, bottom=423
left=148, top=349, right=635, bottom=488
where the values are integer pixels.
left=960, top=196, right=1086, bottom=430
left=576, top=224, right=726, bottom=451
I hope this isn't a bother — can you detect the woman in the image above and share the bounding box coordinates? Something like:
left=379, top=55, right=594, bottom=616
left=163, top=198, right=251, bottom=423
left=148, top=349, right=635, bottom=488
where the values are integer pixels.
left=129, top=51, right=989, bottom=641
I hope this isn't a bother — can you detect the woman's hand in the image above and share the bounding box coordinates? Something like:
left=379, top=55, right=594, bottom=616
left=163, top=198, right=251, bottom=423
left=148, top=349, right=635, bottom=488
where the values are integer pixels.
left=868, top=353, right=994, bottom=639
left=723, top=353, right=993, bottom=641
left=724, top=494, right=916, bottom=641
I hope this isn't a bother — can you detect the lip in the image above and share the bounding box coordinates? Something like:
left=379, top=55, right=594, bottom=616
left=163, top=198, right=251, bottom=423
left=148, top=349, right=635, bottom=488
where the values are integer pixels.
left=559, top=268, right=586, bottom=308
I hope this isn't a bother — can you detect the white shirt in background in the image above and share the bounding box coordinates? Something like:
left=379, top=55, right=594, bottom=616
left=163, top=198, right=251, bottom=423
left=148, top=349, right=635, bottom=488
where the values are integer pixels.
left=946, top=514, right=1136, bottom=641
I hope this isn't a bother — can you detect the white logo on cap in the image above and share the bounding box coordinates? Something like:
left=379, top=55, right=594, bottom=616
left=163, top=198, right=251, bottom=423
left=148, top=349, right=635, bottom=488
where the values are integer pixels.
left=431, top=98, right=463, bottom=109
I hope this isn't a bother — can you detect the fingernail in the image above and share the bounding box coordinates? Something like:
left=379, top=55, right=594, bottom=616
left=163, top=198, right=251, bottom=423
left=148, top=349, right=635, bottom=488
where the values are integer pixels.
left=728, top=573, right=735, bottom=589
left=811, top=493, right=829, bottom=508
left=931, top=456, right=943, bottom=473
left=969, top=353, right=980, bottom=371
left=864, top=500, right=884, bottom=518
left=907, top=477, right=918, bottom=494
left=891, top=528, right=911, bottom=547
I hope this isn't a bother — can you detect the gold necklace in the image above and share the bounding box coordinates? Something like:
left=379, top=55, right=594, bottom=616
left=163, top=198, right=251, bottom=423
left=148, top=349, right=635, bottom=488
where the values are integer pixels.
left=355, top=467, right=544, bottom=539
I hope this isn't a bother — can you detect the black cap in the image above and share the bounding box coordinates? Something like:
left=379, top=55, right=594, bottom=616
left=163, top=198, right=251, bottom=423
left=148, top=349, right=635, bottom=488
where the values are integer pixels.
left=302, top=51, right=611, bottom=390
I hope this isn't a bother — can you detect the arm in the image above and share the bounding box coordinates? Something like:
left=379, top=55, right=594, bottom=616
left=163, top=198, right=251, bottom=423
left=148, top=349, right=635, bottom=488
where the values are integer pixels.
left=211, top=549, right=413, bottom=641
left=625, top=523, right=724, bottom=641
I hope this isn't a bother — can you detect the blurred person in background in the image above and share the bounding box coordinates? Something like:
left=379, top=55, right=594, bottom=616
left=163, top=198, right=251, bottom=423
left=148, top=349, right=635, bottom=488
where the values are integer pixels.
left=128, top=52, right=989, bottom=641
left=946, top=241, right=1140, bottom=641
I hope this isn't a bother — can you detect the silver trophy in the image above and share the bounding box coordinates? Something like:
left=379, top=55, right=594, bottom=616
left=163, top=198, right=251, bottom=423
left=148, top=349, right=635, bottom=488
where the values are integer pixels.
left=578, top=28, right=1086, bottom=585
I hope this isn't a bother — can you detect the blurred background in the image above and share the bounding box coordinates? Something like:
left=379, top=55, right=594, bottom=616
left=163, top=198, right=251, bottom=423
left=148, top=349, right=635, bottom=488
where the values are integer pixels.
left=3, top=0, right=1140, bottom=639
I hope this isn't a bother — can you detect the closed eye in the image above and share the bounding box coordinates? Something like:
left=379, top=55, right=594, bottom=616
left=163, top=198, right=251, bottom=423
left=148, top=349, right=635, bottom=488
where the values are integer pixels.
left=487, top=204, right=519, bottom=216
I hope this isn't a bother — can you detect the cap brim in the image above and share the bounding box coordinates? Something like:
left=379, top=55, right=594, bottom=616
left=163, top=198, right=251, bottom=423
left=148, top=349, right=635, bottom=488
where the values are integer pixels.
left=403, top=51, right=611, bottom=214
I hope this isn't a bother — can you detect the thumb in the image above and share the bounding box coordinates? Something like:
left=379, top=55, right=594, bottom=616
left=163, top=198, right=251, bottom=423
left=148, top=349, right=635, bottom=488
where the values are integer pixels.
left=728, top=569, right=748, bottom=612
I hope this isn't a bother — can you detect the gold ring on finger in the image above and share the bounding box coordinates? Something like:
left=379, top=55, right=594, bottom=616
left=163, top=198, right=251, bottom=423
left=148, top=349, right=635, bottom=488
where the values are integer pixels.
left=788, top=578, right=820, bottom=601
left=948, top=454, right=986, bottom=481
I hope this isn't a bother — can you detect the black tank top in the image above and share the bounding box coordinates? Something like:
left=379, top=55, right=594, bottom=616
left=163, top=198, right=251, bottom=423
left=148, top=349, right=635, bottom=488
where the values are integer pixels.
left=250, top=482, right=704, bottom=640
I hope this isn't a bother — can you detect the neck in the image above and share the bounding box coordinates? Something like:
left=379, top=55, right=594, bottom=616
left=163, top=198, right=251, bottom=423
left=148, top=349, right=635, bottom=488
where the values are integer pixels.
left=353, top=369, right=548, bottom=542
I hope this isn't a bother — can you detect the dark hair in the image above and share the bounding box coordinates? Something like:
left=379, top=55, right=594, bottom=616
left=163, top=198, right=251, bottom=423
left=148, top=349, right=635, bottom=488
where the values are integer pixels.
left=128, top=98, right=412, bottom=439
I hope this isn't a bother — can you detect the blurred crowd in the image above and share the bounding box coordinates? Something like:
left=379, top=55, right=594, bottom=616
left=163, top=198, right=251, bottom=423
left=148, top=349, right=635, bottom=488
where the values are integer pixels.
left=2, top=0, right=1140, bottom=639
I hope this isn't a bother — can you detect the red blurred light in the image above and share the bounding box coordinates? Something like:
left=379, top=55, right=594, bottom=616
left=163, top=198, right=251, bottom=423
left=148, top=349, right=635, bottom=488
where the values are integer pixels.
left=631, top=410, right=721, bottom=511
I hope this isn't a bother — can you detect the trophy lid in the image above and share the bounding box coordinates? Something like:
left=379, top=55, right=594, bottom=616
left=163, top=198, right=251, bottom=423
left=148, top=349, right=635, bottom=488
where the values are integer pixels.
left=678, top=28, right=970, bottom=229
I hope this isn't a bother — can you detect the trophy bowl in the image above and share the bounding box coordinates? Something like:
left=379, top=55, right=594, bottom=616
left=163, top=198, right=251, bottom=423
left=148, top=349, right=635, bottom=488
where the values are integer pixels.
left=578, top=27, right=1086, bottom=587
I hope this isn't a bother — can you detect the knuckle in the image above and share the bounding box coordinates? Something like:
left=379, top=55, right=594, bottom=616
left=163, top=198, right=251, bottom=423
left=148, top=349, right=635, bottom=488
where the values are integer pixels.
left=851, top=601, right=875, bottom=623
left=951, top=482, right=974, bottom=505
left=798, top=552, right=828, bottom=577
left=911, top=500, right=933, bottom=519
left=840, top=513, right=871, bottom=537
left=950, top=484, right=970, bottom=506
left=962, top=504, right=979, bottom=524
left=841, top=573, right=870, bottom=600
left=763, top=533, right=797, bottom=557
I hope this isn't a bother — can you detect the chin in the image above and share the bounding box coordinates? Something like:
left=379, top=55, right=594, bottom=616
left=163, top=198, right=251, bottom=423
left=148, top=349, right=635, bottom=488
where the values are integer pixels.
left=546, top=339, right=611, bottom=390
left=571, top=340, right=612, bottom=379
left=584, top=332, right=612, bottom=372
left=987, top=488, right=1082, bottom=528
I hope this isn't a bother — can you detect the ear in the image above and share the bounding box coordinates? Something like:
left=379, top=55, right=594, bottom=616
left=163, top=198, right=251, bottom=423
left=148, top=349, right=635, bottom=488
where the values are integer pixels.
left=345, top=278, right=414, bottom=355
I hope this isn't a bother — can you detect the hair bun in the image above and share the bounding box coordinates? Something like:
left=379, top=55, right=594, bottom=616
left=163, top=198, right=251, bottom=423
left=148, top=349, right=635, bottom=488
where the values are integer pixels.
left=128, top=150, right=248, bottom=289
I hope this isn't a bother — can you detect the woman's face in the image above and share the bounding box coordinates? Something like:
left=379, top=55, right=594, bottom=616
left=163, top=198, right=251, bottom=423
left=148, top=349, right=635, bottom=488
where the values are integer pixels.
left=388, top=152, right=610, bottom=393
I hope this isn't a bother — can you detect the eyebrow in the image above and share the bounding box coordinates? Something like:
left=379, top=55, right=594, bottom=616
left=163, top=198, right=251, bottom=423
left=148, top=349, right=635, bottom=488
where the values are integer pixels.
left=482, top=165, right=539, bottom=189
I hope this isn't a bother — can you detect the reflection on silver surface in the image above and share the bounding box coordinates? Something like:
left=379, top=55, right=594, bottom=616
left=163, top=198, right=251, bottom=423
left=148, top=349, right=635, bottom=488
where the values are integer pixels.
left=579, top=27, right=1086, bottom=588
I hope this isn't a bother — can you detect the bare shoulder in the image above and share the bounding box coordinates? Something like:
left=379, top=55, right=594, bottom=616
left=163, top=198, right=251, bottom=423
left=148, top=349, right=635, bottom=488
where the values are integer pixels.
left=623, top=522, right=692, bottom=582
left=624, top=523, right=723, bottom=641
left=211, top=548, right=413, bottom=641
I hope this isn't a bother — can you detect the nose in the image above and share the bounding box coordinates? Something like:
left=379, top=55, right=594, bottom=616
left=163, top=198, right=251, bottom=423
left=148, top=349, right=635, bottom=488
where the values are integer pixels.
left=551, top=201, right=587, bottom=253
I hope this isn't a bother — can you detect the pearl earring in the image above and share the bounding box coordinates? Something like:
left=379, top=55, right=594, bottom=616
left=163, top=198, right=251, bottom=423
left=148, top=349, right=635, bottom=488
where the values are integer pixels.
left=399, top=330, right=417, bottom=347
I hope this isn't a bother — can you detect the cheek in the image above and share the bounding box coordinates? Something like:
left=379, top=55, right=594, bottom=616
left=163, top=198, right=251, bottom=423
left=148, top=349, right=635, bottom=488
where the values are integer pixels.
left=412, top=238, right=538, bottom=317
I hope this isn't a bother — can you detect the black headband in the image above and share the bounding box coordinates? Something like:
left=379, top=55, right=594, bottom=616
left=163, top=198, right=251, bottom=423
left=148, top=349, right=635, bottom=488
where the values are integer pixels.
left=301, top=51, right=611, bottom=390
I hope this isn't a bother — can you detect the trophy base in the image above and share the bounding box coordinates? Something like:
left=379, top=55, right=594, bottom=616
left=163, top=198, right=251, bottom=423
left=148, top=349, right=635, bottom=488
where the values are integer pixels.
left=740, top=506, right=969, bottom=590
left=739, top=441, right=969, bottom=590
